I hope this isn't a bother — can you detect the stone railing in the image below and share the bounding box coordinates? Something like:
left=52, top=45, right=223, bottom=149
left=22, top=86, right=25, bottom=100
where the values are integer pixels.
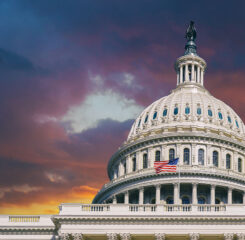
left=9, top=216, right=40, bottom=222
left=59, top=203, right=243, bottom=216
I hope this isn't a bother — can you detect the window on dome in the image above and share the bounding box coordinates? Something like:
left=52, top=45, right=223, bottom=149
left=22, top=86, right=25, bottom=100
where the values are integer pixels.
left=124, top=162, right=127, bottom=174
left=166, top=197, right=173, bottom=204
left=183, top=148, right=190, bottom=165
left=155, top=150, right=160, bottom=162
left=185, top=106, right=190, bottom=115
left=208, top=109, right=213, bottom=117
left=174, top=107, right=178, bottom=115
left=163, top=109, right=168, bottom=116
left=213, top=151, right=219, bottom=167
left=153, top=111, right=157, bottom=120
left=218, top=112, right=223, bottom=120
left=132, top=158, right=136, bottom=172
left=235, top=120, right=239, bottom=128
left=227, top=116, right=232, bottom=124
left=138, top=119, right=141, bottom=127
left=197, top=107, right=202, bottom=115
left=144, top=115, right=148, bottom=123
left=143, top=153, right=148, bottom=169
left=169, top=149, right=175, bottom=161
left=226, top=154, right=231, bottom=169
left=198, top=149, right=204, bottom=165
left=198, top=197, right=206, bottom=204
left=238, top=158, right=242, bottom=173
left=182, top=196, right=190, bottom=204
left=188, top=64, right=192, bottom=81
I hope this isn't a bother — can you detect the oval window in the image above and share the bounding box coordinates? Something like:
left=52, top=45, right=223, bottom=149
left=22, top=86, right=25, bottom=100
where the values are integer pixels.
left=174, top=107, right=179, bottom=115
left=197, top=107, right=202, bottom=115
left=208, top=109, right=213, bottom=117
left=144, top=115, right=148, bottom=123
left=153, top=111, right=157, bottom=120
left=218, top=112, right=223, bottom=120
left=163, top=109, right=168, bottom=117
left=227, top=116, right=232, bottom=123
left=185, top=106, right=190, bottom=115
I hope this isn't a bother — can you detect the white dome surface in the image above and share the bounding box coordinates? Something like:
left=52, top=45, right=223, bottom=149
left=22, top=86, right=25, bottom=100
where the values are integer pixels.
left=128, top=82, right=245, bottom=141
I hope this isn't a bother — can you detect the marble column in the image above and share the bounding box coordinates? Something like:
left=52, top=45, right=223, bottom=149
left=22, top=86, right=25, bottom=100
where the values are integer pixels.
left=189, top=233, right=199, bottom=240
left=139, top=187, right=144, bottom=205
left=191, top=64, right=194, bottom=82
left=155, top=233, right=165, bottom=240
left=156, top=184, right=161, bottom=204
left=201, top=69, right=204, bottom=85
left=210, top=185, right=215, bottom=205
left=112, top=195, right=117, bottom=204
left=224, top=233, right=234, bottom=240
left=192, top=183, right=197, bottom=204
left=120, top=233, right=131, bottom=240
left=243, top=192, right=245, bottom=204
left=228, top=188, right=232, bottom=204
left=107, top=233, right=117, bottom=240
left=180, top=66, right=183, bottom=84
left=197, top=66, right=200, bottom=83
left=185, top=64, right=188, bottom=82
left=124, top=191, right=129, bottom=204
left=174, top=183, right=179, bottom=204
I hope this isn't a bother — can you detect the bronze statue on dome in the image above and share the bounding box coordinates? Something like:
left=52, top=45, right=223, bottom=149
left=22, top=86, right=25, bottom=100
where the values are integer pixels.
left=185, top=21, right=196, bottom=41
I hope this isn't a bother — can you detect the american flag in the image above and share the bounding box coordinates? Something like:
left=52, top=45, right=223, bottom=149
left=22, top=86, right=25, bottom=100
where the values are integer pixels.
left=154, top=158, right=179, bottom=173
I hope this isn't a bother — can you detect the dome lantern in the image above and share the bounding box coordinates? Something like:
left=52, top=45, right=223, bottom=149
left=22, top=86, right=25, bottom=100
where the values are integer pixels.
left=175, top=21, right=207, bottom=87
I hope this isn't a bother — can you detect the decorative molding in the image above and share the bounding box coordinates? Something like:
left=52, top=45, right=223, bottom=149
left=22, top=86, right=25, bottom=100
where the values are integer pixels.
left=119, top=233, right=131, bottom=240
left=189, top=233, right=199, bottom=240
left=72, top=233, right=84, bottom=240
left=224, top=233, right=234, bottom=240
left=155, top=233, right=165, bottom=240
left=107, top=233, right=118, bottom=240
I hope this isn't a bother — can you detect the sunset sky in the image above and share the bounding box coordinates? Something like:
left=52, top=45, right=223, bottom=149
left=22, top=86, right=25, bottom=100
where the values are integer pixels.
left=0, top=0, right=245, bottom=214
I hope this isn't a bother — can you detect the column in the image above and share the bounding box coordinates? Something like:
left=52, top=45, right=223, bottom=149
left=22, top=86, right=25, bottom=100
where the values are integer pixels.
left=139, top=187, right=144, bottom=204
left=221, top=148, right=226, bottom=168
left=197, top=66, right=200, bottom=83
left=185, top=64, right=189, bottom=82
left=192, top=183, right=197, bottom=204
left=210, top=185, right=215, bottom=205
left=201, top=69, right=204, bottom=85
left=119, top=162, right=123, bottom=176
left=120, top=233, right=131, bottom=240
left=228, top=188, right=232, bottom=204
left=174, top=183, right=179, bottom=204
left=243, top=192, right=245, bottom=204
left=156, top=185, right=161, bottom=204
left=107, top=233, right=117, bottom=240
left=180, top=66, right=183, bottom=84
left=126, top=155, right=130, bottom=174
left=224, top=233, right=234, bottom=240
left=191, top=64, right=194, bottom=82
left=191, top=144, right=197, bottom=165
left=124, top=191, right=129, bottom=204
left=148, top=147, right=153, bottom=168
left=155, top=233, right=165, bottom=240
left=189, top=233, right=199, bottom=240
left=112, top=195, right=117, bottom=204
left=206, top=145, right=211, bottom=166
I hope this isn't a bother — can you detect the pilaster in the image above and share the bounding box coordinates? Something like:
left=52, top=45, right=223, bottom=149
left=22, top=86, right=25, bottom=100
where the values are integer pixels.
left=210, top=185, right=215, bottom=205
left=192, top=183, right=197, bottom=204
left=156, top=184, right=161, bottom=204
left=139, top=187, right=144, bottom=204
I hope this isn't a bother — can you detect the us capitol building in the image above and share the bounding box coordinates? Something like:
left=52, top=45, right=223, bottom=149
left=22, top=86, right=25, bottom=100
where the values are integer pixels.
left=1, top=22, right=245, bottom=240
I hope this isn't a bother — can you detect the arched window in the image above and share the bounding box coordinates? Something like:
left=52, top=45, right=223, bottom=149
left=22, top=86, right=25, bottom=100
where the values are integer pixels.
left=132, top=158, right=136, bottom=172
left=169, top=149, right=175, bottom=161
left=213, top=151, right=219, bottom=167
left=198, top=149, right=204, bottom=165
left=183, top=148, right=190, bottom=165
left=143, top=153, right=148, bottom=169
left=238, top=158, right=242, bottom=173
left=198, top=197, right=206, bottom=204
left=155, top=150, right=160, bottom=162
left=153, top=111, right=157, bottom=120
left=182, top=196, right=190, bottom=204
left=185, top=106, right=190, bottom=115
left=174, top=107, right=178, bottom=115
left=163, top=109, right=168, bottom=117
left=226, top=154, right=231, bottom=169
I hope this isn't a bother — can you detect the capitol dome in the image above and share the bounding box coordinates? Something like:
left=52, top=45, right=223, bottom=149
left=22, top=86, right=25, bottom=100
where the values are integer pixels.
left=93, top=22, right=245, bottom=209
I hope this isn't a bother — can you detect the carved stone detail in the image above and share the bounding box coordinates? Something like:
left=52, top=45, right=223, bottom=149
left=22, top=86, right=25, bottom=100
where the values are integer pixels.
left=224, top=233, right=234, bottom=240
left=237, top=233, right=245, bottom=240
left=60, top=233, right=69, bottom=240
left=72, top=233, right=84, bottom=240
left=120, top=233, right=131, bottom=240
left=155, top=233, right=165, bottom=240
left=189, top=233, right=199, bottom=240
left=107, top=233, right=118, bottom=240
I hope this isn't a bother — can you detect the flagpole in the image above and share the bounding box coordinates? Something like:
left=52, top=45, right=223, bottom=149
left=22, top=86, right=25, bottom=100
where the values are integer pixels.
left=178, top=156, right=180, bottom=205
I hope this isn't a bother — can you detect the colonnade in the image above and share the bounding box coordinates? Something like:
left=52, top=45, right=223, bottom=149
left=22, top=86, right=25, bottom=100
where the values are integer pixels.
left=110, top=183, right=245, bottom=205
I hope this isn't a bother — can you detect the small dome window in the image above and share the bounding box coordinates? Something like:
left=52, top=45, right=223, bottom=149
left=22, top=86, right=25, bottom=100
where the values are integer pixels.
left=144, top=115, right=148, bottom=123
left=174, top=107, right=179, bottom=115
left=208, top=109, right=213, bottom=117
left=163, top=109, right=168, bottom=116
left=236, top=120, right=239, bottom=128
left=185, top=106, right=190, bottom=115
left=137, top=119, right=141, bottom=127
left=218, top=112, right=223, bottom=120
left=227, top=116, right=232, bottom=123
left=153, top=111, right=157, bottom=120
left=197, top=107, right=202, bottom=115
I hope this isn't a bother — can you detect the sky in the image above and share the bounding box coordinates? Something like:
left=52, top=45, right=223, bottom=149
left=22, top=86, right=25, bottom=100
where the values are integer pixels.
left=0, top=0, right=245, bottom=214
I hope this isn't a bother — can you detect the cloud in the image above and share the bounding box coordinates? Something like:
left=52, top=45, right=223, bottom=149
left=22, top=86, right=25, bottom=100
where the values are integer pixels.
left=45, top=172, right=67, bottom=183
